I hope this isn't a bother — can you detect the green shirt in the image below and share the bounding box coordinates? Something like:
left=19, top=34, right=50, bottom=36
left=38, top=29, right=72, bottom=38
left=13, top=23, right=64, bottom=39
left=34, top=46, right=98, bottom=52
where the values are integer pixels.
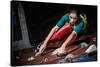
left=56, top=13, right=84, bottom=34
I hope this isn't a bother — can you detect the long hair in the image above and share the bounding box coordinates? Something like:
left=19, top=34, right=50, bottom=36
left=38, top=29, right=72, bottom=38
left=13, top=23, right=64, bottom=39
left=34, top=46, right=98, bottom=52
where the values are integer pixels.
left=69, top=8, right=80, bottom=18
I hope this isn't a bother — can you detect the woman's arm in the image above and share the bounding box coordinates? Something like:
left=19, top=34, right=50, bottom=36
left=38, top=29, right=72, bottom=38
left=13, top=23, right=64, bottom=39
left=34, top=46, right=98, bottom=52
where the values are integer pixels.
left=51, top=31, right=77, bottom=56
left=61, top=31, right=77, bottom=49
left=35, top=25, right=59, bottom=56
left=43, top=25, right=59, bottom=46
left=44, top=14, right=68, bottom=45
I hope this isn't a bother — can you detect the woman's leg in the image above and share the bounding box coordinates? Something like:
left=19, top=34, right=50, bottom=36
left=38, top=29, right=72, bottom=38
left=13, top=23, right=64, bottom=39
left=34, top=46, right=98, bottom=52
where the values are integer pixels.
left=49, top=23, right=72, bottom=42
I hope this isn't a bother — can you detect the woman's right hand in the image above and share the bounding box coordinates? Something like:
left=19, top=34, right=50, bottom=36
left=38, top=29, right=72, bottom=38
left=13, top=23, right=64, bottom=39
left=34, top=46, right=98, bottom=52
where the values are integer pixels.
left=35, top=43, right=47, bottom=56
left=35, top=26, right=58, bottom=57
left=39, top=43, right=47, bottom=53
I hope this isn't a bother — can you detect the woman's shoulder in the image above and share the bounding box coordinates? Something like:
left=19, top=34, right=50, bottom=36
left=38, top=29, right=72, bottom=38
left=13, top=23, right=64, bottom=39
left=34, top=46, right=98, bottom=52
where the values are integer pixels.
left=62, top=13, right=69, bottom=19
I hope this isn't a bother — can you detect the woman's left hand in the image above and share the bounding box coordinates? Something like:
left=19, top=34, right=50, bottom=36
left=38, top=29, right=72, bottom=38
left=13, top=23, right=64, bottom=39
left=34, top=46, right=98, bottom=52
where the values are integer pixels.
left=52, top=47, right=66, bottom=56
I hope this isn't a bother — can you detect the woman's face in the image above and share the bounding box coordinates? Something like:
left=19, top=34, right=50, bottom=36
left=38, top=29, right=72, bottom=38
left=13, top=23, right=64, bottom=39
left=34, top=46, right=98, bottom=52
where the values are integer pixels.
left=69, top=13, right=78, bottom=25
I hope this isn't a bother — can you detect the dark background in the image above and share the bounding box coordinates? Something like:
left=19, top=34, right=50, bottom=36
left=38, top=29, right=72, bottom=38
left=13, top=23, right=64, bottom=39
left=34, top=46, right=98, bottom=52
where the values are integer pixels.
left=11, top=1, right=97, bottom=46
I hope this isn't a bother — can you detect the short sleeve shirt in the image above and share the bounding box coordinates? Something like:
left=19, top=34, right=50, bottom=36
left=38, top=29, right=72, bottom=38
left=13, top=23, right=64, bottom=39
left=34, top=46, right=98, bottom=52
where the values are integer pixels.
left=56, top=13, right=84, bottom=34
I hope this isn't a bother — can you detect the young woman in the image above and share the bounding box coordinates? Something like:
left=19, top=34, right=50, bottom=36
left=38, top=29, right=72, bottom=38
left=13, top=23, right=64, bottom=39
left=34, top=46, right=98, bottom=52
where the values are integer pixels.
left=35, top=9, right=86, bottom=56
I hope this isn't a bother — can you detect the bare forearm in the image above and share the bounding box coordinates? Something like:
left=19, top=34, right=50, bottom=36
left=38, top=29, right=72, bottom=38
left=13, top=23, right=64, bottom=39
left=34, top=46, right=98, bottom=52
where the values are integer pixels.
left=61, top=31, right=77, bottom=48
left=44, top=26, right=58, bottom=45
